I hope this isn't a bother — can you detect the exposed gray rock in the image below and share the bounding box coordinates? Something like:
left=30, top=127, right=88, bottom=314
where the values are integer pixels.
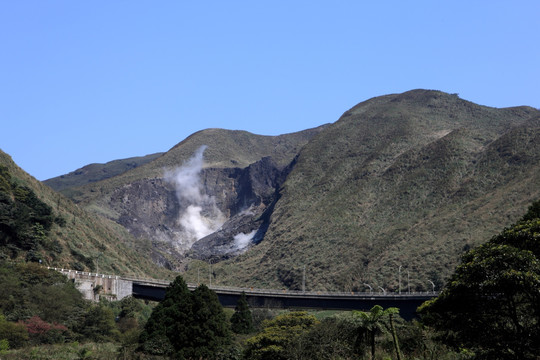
left=105, top=156, right=291, bottom=265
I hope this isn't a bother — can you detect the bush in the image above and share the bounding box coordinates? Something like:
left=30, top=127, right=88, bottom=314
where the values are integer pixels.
left=21, top=315, right=68, bottom=345
left=0, top=314, right=28, bottom=348
left=287, top=316, right=360, bottom=359
left=244, top=311, right=318, bottom=360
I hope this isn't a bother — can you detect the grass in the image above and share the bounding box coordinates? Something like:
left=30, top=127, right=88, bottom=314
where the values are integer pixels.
left=1, top=342, right=119, bottom=360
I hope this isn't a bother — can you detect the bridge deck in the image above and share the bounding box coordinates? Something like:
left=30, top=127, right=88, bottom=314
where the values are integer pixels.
left=132, top=282, right=436, bottom=320
left=50, top=268, right=436, bottom=320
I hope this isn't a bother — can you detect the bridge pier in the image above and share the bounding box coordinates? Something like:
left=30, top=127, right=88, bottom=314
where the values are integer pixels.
left=51, top=268, right=132, bottom=301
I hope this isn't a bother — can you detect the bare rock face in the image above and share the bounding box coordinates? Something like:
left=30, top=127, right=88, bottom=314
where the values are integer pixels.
left=188, top=207, right=266, bottom=260
left=106, top=156, right=289, bottom=265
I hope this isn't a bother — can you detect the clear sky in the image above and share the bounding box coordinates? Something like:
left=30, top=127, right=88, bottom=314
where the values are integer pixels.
left=1, top=1, right=539, bottom=180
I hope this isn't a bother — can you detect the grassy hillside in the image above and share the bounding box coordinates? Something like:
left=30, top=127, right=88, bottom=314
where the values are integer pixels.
left=0, top=149, right=172, bottom=279
left=203, top=90, right=540, bottom=291
left=43, top=152, right=164, bottom=192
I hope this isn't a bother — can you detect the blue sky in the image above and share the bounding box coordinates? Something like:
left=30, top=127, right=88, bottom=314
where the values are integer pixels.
left=1, top=1, right=539, bottom=180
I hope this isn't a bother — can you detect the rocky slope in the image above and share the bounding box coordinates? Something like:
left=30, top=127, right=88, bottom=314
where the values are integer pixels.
left=50, top=127, right=327, bottom=269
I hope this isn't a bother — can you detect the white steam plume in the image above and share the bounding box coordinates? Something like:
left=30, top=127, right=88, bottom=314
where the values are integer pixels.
left=233, top=230, right=257, bottom=250
left=165, top=145, right=225, bottom=249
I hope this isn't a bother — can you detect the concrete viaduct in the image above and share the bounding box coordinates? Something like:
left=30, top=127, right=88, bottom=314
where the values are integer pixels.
left=52, top=268, right=436, bottom=320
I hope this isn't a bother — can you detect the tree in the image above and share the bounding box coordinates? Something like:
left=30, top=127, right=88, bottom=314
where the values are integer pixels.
left=188, top=284, right=231, bottom=359
left=139, top=276, right=231, bottom=359
left=354, top=305, right=400, bottom=360
left=118, top=296, right=143, bottom=320
left=20, top=315, right=68, bottom=345
left=419, top=207, right=540, bottom=359
left=230, top=292, right=253, bottom=334
left=522, top=199, right=540, bottom=222
left=138, top=276, right=192, bottom=356
left=77, top=303, right=119, bottom=342
left=244, top=311, right=318, bottom=360
left=288, top=315, right=362, bottom=359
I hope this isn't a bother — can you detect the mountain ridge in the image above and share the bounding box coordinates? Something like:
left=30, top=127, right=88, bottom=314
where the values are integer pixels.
left=200, top=90, right=540, bottom=291
left=19, top=89, right=540, bottom=291
left=44, top=152, right=164, bottom=192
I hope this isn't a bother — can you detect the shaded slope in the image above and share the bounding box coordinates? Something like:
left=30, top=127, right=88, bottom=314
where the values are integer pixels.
left=208, top=90, right=540, bottom=291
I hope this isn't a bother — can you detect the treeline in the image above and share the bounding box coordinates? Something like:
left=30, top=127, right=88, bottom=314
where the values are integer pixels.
left=129, top=278, right=468, bottom=359
left=0, top=261, right=457, bottom=359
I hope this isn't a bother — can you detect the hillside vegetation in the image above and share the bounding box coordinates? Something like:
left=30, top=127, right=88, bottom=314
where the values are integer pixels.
left=205, top=90, right=540, bottom=291
left=0, top=150, right=171, bottom=278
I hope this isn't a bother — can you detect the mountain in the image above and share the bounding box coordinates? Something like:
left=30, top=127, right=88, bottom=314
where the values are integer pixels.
left=44, top=152, right=164, bottom=192
left=50, top=126, right=329, bottom=269
left=207, top=90, right=540, bottom=291
left=0, top=149, right=171, bottom=279
left=46, top=90, right=540, bottom=291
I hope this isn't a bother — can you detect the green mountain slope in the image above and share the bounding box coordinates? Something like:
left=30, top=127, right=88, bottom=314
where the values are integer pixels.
left=0, top=149, right=172, bottom=279
left=207, top=90, right=540, bottom=291
left=44, top=152, right=164, bottom=192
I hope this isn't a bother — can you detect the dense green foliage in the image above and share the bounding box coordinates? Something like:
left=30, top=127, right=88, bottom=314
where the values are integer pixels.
left=0, top=261, right=156, bottom=354
left=241, top=309, right=469, bottom=360
left=354, top=305, right=401, bottom=360
left=0, top=262, right=471, bottom=360
left=244, top=311, right=319, bottom=360
left=230, top=292, right=254, bottom=334
left=0, top=165, right=60, bottom=261
left=0, top=314, right=28, bottom=349
left=0, top=262, right=84, bottom=325
left=139, top=276, right=231, bottom=358
left=190, top=284, right=232, bottom=358
left=419, top=200, right=540, bottom=359
left=286, top=315, right=361, bottom=359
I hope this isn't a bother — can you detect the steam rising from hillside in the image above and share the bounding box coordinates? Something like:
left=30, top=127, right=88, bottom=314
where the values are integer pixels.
left=233, top=230, right=257, bottom=251
left=165, top=146, right=224, bottom=249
